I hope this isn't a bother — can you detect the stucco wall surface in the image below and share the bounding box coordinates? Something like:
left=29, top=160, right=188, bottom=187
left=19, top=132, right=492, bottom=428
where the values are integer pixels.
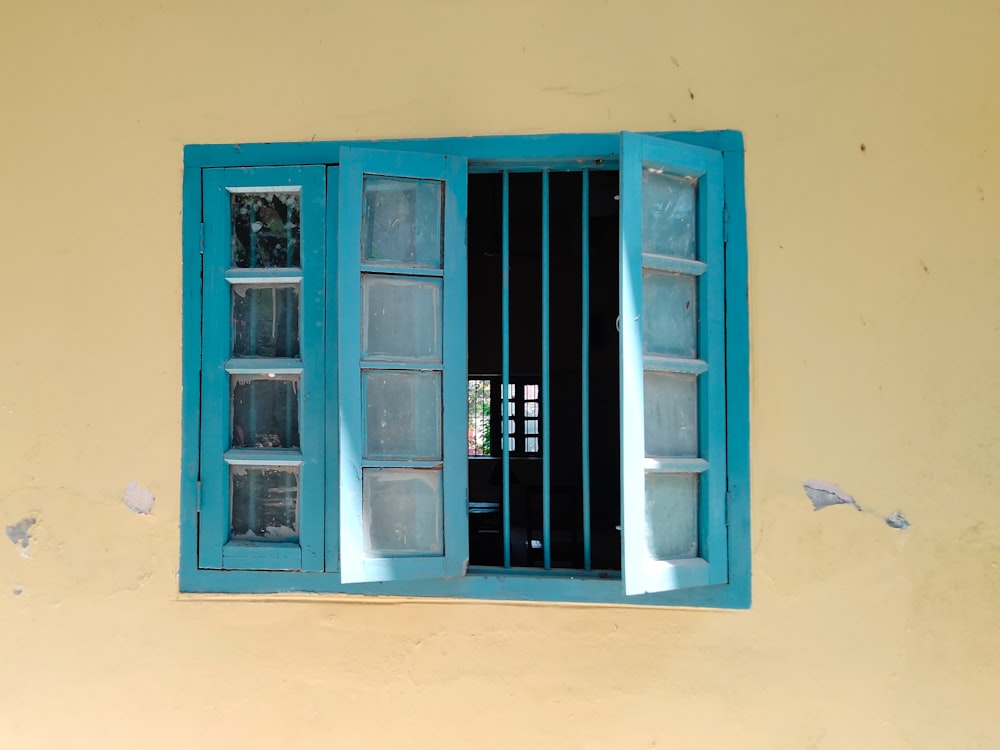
left=2, top=1, right=998, bottom=747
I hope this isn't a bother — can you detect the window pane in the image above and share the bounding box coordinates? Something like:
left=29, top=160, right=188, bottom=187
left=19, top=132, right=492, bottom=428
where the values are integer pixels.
left=641, top=167, right=696, bottom=260
left=231, top=376, right=299, bottom=449
left=525, top=437, right=539, bottom=453
left=231, top=191, right=301, bottom=268
left=362, top=275, right=441, bottom=361
left=645, top=473, right=698, bottom=559
left=362, top=177, right=443, bottom=268
left=524, top=384, right=539, bottom=399
left=467, top=379, right=492, bottom=456
left=524, top=401, right=538, bottom=417
left=363, top=468, right=443, bottom=555
left=643, top=372, right=698, bottom=457
left=642, top=271, right=697, bottom=359
left=364, top=370, right=442, bottom=459
left=524, top=419, right=538, bottom=435
left=232, top=285, right=300, bottom=358
left=230, top=466, right=298, bottom=541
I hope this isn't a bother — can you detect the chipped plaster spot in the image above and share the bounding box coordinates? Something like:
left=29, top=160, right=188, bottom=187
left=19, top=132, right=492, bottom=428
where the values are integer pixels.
left=803, top=479, right=911, bottom=531
left=123, top=481, right=155, bottom=515
left=803, top=479, right=861, bottom=512
left=13, top=585, right=23, bottom=596
left=6, top=517, right=36, bottom=552
left=885, top=511, right=911, bottom=530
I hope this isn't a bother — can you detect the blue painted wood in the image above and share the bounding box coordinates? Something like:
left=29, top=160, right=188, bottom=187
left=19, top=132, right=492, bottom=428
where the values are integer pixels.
left=619, top=132, right=727, bottom=596
left=642, top=255, right=707, bottom=276
left=581, top=170, right=592, bottom=571
left=643, top=457, right=710, bottom=474
left=179, top=165, right=203, bottom=579
left=223, top=541, right=301, bottom=570
left=180, top=129, right=750, bottom=608
left=643, top=356, right=709, bottom=375
left=324, top=167, right=341, bottom=573
left=183, top=131, right=738, bottom=170
left=224, top=268, right=303, bottom=284
left=200, top=165, right=325, bottom=572
left=541, top=170, right=552, bottom=570
left=225, top=358, right=304, bottom=375
left=722, top=134, right=752, bottom=608
left=501, top=171, right=512, bottom=569
left=223, top=449, right=304, bottom=466
left=337, top=147, right=468, bottom=584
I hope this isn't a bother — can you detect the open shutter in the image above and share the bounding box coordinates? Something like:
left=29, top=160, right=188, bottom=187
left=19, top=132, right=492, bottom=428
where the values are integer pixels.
left=338, top=147, right=469, bottom=583
left=620, top=132, right=728, bottom=595
left=200, top=166, right=326, bottom=571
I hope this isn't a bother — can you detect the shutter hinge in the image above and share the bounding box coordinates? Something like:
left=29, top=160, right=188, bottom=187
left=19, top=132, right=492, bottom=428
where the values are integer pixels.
left=199, top=223, right=205, bottom=255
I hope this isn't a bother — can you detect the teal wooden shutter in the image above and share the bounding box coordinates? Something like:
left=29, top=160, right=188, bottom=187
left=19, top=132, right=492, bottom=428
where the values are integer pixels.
left=619, top=132, right=728, bottom=595
left=200, top=166, right=326, bottom=571
left=337, top=147, right=469, bottom=583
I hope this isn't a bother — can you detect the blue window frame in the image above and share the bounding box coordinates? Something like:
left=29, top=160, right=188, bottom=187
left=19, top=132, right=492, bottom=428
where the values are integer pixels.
left=181, top=131, right=750, bottom=607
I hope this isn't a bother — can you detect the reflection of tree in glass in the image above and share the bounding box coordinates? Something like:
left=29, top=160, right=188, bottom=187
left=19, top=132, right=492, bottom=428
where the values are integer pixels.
left=230, top=467, right=299, bottom=541
left=231, top=192, right=301, bottom=268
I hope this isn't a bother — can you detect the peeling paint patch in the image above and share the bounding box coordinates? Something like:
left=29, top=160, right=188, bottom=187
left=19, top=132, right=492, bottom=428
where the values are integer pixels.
left=885, top=511, right=911, bottom=530
left=123, top=481, right=155, bottom=514
left=12, top=585, right=23, bottom=596
left=803, top=479, right=861, bottom=512
left=5, top=517, right=36, bottom=548
left=803, top=479, right=911, bottom=531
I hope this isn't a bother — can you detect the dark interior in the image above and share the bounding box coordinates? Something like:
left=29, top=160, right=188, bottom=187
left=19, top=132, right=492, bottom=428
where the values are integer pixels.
left=466, top=170, right=622, bottom=571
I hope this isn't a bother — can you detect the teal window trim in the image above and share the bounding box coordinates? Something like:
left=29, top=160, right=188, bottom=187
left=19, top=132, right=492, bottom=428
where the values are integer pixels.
left=180, top=130, right=750, bottom=608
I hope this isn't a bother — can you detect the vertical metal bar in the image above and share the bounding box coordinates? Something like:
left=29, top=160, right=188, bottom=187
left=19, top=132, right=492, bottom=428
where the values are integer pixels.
left=581, top=170, right=592, bottom=570
left=541, top=170, right=552, bottom=570
left=501, top=171, right=512, bottom=569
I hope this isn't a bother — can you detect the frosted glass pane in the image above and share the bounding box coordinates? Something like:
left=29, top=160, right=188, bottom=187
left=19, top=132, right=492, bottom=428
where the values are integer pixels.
left=524, top=402, right=538, bottom=417
left=525, top=437, right=539, bottom=453
left=524, top=419, right=539, bottom=435
left=644, top=372, right=698, bottom=457
left=232, top=285, right=299, bottom=358
left=362, top=275, right=441, bottom=361
left=230, top=466, right=298, bottom=541
left=231, top=191, right=300, bottom=268
left=363, top=469, right=442, bottom=555
left=642, top=167, right=696, bottom=259
left=643, top=271, right=697, bottom=358
left=364, top=370, right=441, bottom=459
left=362, top=177, right=443, bottom=268
left=645, top=473, right=698, bottom=560
left=231, top=375, right=299, bottom=449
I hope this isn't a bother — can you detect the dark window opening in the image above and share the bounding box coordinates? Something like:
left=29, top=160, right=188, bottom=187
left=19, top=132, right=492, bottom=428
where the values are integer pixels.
left=467, top=170, right=622, bottom=571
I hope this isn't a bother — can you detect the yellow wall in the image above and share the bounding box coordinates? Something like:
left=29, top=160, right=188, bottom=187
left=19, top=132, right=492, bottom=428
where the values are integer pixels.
left=2, top=1, right=998, bottom=747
